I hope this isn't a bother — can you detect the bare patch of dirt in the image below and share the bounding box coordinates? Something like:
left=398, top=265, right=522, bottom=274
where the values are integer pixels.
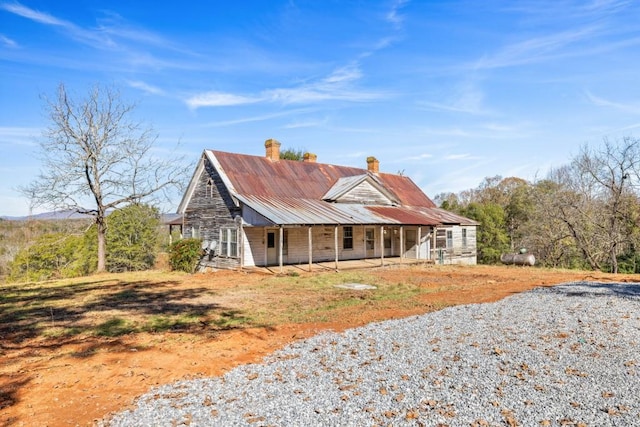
left=1, top=265, right=636, bottom=426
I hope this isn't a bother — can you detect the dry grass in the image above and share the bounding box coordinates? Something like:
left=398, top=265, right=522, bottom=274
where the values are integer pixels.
left=0, top=268, right=445, bottom=344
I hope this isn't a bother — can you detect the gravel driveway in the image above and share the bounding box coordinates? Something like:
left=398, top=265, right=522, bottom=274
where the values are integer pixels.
left=103, top=282, right=640, bottom=426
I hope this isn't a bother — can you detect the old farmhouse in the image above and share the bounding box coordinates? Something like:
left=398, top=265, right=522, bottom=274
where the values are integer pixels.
left=177, top=139, right=477, bottom=271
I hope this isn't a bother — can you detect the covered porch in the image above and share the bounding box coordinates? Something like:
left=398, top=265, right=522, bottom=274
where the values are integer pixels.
left=243, top=255, right=435, bottom=274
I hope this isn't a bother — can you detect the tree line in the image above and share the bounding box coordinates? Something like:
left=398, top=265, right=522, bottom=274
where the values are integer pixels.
left=436, top=137, right=640, bottom=273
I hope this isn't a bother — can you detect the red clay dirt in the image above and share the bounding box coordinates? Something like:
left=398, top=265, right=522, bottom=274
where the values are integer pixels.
left=1, top=265, right=636, bottom=426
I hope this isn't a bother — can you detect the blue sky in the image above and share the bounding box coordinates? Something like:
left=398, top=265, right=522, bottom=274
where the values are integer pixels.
left=1, top=1, right=640, bottom=216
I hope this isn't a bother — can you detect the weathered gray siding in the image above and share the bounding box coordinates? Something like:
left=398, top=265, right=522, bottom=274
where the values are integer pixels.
left=183, top=157, right=242, bottom=269
left=336, top=181, right=393, bottom=205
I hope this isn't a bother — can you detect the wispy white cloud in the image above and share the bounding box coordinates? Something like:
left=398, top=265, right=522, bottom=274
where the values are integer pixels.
left=444, top=153, right=476, bottom=160
left=1, top=2, right=116, bottom=48
left=186, top=92, right=263, bottom=109
left=582, top=0, right=631, bottom=13
left=586, top=91, right=640, bottom=114
left=0, top=126, right=39, bottom=146
left=187, top=63, right=385, bottom=109
left=201, top=109, right=314, bottom=128
left=1, top=2, right=67, bottom=26
left=401, top=153, right=433, bottom=162
left=264, top=63, right=382, bottom=104
left=386, top=0, right=409, bottom=28
left=282, top=118, right=328, bottom=129
left=419, top=80, right=490, bottom=115
left=0, top=33, right=18, bottom=48
left=127, top=80, right=165, bottom=96
left=473, top=26, right=600, bottom=70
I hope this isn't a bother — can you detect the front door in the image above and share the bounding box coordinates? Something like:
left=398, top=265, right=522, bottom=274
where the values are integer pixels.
left=384, top=229, right=392, bottom=256
left=365, top=227, right=375, bottom=258
left=405, top=229, right=417, bottom=258
left=266, top=231, right=277, bottom=265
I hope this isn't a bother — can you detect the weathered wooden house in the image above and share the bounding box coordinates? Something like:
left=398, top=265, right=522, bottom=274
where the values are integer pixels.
left=177, top=139, right=477, bottom=271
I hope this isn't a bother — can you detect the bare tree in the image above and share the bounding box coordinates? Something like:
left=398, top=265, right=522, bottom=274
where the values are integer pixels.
left=572, top=137, right=640, bottom=273
left=22, top=83, right=187, bottom=273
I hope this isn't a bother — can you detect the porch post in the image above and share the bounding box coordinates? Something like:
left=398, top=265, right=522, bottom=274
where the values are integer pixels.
left=308, top=226, right=313, bottom=272
left=334, top=226, right=339, bottom=271
left=432, top=226, right=437, bottom=261
left=400, top=226, right=404, bottom=262
left=363, top=225, right=366, bottom=258
left=417, top=226, right=422, bottom=260
left=279, top=225, right=284, bottom=273
left=239, top=222, right=244, bottom=270
left=380, top=226, right=384, bottom=266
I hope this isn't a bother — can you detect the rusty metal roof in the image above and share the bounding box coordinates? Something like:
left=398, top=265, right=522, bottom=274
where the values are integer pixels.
left=204, top=150, right=475, bottom=227
left=211, top=150, right=437, bottom=207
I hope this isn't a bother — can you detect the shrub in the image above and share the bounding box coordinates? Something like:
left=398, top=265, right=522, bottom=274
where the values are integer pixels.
left=169, top=238, right=202, bottom=273
left=8, top=233, right=92, bottom=282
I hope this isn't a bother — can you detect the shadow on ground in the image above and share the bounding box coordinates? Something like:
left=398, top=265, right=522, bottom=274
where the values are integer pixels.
left=0, top=276, right=254, bottom=414
left=543, top=281, right=640, bottom=299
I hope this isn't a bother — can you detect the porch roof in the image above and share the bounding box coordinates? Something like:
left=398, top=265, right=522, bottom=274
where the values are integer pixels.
left=236, top=195, right=478, bottom=226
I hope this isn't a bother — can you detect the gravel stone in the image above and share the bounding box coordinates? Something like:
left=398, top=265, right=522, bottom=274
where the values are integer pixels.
left=101, top=281, right=640, bottom=426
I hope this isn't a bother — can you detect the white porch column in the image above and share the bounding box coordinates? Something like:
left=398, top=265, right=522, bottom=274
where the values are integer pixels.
left=279, top=226, right=284, bottom=273
left=239, top=222, right=244, bottom=270
left=380, top=226, right=385, bottom=266
left=432, top=226, right=437, bottom=262
left=400, top=226, right=404, bottom=262
left=308, top=226, right=313, bottom=272
left=334, top=226, right=339, bottom=271
left=417, top=226, right=422, bottom=260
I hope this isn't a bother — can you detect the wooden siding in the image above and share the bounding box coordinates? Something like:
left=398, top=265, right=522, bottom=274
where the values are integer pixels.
left=433, top=225, right=477, bottom=265
left=336, top=181, right=393, bottom=205
left=184, top=157, right=242, bottom=269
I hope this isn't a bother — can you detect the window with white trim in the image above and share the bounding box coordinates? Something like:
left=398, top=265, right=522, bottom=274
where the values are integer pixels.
left=220, top=228, right=238, bottom=257
left=446, top=230, right=453, bottom=248
left=343, top=226, right=353, bottom=250
left=462, top=228, right=467, bottom=248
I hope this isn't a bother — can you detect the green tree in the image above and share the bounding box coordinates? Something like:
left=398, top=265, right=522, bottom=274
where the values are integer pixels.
left=280, top=147, right=306, bottom=161
left=463, top=202, right=510, bottom=264
left=105, top=204, right=160, bottom=272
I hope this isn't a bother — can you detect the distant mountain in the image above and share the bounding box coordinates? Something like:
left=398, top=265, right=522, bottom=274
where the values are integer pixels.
left=1, top=209, right=181, bottom=223
left=0, top=209, right=93, bottom=221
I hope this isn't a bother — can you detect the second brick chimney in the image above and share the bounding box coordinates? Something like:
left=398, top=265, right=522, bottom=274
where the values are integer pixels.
left=366, top=156, right=379, bottom=174
left=303, top=152, right=317, bottom=163
left=265, top=139, right=281, bottom=161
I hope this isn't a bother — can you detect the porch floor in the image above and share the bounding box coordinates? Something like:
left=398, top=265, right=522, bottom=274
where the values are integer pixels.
left=243, top=256, right=434, bottom=274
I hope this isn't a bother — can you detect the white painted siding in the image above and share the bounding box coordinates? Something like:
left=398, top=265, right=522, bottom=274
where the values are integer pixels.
left=243, top=227, right=264, bottom=266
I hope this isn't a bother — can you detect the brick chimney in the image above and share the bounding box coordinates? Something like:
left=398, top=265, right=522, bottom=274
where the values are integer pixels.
left=303, top=152, right=317, bottom=163
left=366, top=156, right=379, bottom=174
left=265, top=139, right=281, bottom=161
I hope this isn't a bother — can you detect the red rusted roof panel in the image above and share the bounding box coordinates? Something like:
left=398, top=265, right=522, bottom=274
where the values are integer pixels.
left=211, top=151, right=435, bottom=207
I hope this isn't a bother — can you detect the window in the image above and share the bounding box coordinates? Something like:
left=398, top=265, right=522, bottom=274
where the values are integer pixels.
left=229, top=228, right=238, bottom=257
left=446, top=230, right=453, bottom=248
left=220, top=228, right=238, bottom=257
left=206, top=178, right=214, bottom=198
left=267, top=232, right=275, bottom=248
left=220, top=228, right=228, bottom=256
left=462, top=229, right=467, bottom=248
left=343, top=226, right=353, bottom=250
